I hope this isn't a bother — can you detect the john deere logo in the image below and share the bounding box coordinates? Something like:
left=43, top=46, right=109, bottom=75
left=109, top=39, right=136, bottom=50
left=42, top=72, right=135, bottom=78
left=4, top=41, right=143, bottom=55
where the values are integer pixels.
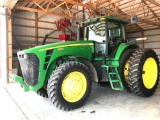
left=58, top=48, right=64, bottom=51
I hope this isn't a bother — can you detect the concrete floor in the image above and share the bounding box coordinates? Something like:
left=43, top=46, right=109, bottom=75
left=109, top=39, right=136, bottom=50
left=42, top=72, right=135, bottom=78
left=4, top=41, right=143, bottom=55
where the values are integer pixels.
left=1, top=77, right=160, bottom=120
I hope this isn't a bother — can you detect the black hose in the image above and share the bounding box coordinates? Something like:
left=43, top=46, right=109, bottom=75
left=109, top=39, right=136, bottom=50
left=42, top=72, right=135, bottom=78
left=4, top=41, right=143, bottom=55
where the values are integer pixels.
left=42, top=29, right=58, bottom=45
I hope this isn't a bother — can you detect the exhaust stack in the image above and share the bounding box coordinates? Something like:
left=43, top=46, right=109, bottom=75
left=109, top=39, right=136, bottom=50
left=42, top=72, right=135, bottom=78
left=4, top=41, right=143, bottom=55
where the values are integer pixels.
left=76, top=22, right=81, bottom=41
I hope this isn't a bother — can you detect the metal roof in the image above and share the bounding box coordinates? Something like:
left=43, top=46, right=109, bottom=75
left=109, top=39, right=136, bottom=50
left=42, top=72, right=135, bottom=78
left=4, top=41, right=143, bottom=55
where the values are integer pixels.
left=3, top=0, right=160, bottom=33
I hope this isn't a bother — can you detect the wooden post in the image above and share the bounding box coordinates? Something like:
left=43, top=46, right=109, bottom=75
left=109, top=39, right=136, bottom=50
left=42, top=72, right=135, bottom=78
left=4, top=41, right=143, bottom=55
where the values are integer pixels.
left=142, top=31, right=145, bottom=49
left=83, top=7, right=85, bottom=20
left=0, top=8, right=11, bottom=83
left=35, top=12, right=38, bottom=45
left=7, top=9, right=13, bottom=83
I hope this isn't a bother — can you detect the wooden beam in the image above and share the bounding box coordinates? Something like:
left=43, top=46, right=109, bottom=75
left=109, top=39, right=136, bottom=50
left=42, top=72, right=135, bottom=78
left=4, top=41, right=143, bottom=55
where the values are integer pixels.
left=49, top=2, right=65, bottom=12
left=142, top=0, right=160, bottom=21
left=34, top=2, right=46, bottom=11
left=13, top=16, right=56, bottom=24
left=13, top=34, right=58, bottom=40
left=46, top=1, right=51, bottom=12
left=51, top=1, right=66, bottom=13
left=13, top=16, right=35, bottom=21
left=106, top=3, right=160, bottom=28
left=7, top=16, right=13, bottom=82
left=65, top=2, right=72, bottom=17
left=139, top=18, right=160, bottom=27
left=17, top=0, right=49, bottom=3
left=63, top=0, right=94, bottom=9
left=13, top=23, right=55, bottom=30
left=13, top=24, right=35, bottom=28
left=98, top=0, right=121, bottom=8
left=38, top=1, right=66, bottom=19
left=73, top=10, right=83, bottom=14
left=97, top=0, right=110, bottom=6
left=35, top=12, right=38, bottom=45
left=5, top=0, right=18, bottom=9
left=146, top=0, right=160, bottom=7
left=83, top=7, right=85, bottom=20
left=38, top=20, right=55, bottom=24
left=135, top=24, right=144, bottom=36
left=15, top=6, right=69, bottom=18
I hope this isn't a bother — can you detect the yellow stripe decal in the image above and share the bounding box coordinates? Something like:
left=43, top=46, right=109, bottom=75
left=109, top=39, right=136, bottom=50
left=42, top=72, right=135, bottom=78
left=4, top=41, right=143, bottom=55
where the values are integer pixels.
left=39, top=43, right=93, bottom=52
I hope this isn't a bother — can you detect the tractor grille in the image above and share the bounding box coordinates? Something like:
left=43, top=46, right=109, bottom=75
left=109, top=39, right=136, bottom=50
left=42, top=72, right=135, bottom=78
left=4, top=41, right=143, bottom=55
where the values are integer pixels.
left=44, top=49, right=53, bottom=70
left=18, top=53, right=39, bottom=86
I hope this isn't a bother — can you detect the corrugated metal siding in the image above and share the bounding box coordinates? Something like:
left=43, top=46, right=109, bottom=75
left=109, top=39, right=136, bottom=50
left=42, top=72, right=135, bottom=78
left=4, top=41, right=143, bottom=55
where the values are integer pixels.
left=13, top=12, right=36, bottom=47
left=38, top=13, right=62, bottom=44
left=127, top=32, right=144, bottom=49
left=127, top=29, right=160, bottom=59
left=12, top=11, right=63, bottom=49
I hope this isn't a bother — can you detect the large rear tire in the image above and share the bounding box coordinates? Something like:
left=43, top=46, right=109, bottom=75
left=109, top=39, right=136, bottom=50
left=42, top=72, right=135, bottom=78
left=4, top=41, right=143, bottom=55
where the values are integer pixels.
left=47, top=62, right=92, bottom=110
left=128, top=49, right=159, bottom=97
left=119, top=49, right=134, bottom=92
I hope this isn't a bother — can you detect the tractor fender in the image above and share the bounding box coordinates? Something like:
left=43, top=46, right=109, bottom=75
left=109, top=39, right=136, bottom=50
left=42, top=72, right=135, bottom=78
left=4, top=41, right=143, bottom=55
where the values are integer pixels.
left=45, top=55, right=98, bottom=84
left=76, top=57, right=99, bottom=83
left=114, top=43, right=139, bottom=60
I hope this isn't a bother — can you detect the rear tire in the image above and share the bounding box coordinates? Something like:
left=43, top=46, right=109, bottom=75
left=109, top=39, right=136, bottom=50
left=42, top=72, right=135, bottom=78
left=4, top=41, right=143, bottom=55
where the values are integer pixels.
left=47, top=62, right=92, bottom=110
left=119, top=49, right=134, bottom=92
left=128, top=49, right=159, bottom=97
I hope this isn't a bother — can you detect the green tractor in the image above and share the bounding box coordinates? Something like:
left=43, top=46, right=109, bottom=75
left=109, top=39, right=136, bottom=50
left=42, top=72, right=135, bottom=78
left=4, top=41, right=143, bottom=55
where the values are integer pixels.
left=9, top=16, right=159, bottom=111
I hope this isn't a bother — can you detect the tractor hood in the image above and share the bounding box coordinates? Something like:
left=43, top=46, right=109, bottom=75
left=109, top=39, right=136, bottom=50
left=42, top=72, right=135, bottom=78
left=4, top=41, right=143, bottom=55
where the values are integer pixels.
left=20, top=41, right=94, bottom=54
left=17, top=40, right=94, bottom=74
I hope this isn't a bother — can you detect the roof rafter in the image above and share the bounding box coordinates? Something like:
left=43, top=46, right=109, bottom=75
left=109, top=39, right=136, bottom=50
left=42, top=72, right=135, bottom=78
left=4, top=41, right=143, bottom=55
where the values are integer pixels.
left=109, top=3, right=160, bottom=28
left=142, top=0, right=160, bottom=22
left=10, top=0, right=160, bottom=31
left=63, top=0, right=94, bottom=9
left=17, top=0, right=49, bottom=3
left=34, top=2, right=46, bottom=11
left=38, top=1, right=67, bottom=19
left=98, top=0, right=121, bottom=8
left=14, top=6, right=69, bottom=18
left=146, top=0, right=160, bottom=7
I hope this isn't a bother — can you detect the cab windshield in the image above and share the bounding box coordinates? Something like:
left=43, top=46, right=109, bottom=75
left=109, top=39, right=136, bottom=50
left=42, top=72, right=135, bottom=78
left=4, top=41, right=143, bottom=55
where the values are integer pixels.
left=84, top=21, right=126, bottom=57
left=85, top=21, right=126, bottom=43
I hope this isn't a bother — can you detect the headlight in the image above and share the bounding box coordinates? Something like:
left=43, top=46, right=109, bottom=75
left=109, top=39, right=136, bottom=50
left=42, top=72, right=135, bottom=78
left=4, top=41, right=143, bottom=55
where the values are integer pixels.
left=18, top=53, right=29, bottom=59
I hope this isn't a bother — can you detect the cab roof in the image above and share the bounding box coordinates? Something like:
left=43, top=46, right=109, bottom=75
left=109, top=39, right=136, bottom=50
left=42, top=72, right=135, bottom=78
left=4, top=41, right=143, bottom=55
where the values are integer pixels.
left=86, top=16, right=128, bottom=25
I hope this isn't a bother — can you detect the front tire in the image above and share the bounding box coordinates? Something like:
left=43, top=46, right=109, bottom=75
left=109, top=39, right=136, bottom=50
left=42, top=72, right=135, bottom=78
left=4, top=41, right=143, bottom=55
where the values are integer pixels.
left=128, top=49, right=159, bottom=97
left=36, top=87, right=48, bottom=98
left=47, top=62, right=92, bottom=110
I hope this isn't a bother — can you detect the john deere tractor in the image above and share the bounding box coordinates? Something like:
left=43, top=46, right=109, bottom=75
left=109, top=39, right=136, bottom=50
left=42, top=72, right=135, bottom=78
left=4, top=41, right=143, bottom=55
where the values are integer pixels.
left=9, top=16, right=159, bottom=111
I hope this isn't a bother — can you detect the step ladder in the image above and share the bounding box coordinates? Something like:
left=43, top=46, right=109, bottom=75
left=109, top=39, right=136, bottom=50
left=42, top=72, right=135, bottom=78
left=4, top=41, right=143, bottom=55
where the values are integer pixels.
left=102, top=64, right=124, bottom=91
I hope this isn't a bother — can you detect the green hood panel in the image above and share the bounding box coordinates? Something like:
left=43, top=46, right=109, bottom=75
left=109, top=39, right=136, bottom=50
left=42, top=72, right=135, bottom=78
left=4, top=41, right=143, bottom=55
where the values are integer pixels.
left=22, top=41, right=94, bottom=54
left=19, top=41, right=94, bottom=72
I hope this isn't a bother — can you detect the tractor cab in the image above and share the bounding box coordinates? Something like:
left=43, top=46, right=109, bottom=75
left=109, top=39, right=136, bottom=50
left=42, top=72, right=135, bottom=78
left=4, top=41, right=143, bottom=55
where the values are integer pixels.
left=80, top=17, right=128, bottom=82
left=83, top=16, right=127, bottom=57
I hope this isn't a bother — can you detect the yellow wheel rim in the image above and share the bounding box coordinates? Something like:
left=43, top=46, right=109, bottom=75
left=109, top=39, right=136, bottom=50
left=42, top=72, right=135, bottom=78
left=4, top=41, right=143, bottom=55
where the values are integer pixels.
left=142, top=57, right=158, bottom=89
left=124, top=60, right=129, bottom=82
left=61, top=71, right=87, bottom=102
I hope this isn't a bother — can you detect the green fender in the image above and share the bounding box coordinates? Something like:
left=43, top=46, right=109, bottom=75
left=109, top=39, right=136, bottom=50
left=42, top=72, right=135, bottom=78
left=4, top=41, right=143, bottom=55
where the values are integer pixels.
left=114, top=43, right=139, bottom=60
left=42, top=42, right=94, bottom=87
